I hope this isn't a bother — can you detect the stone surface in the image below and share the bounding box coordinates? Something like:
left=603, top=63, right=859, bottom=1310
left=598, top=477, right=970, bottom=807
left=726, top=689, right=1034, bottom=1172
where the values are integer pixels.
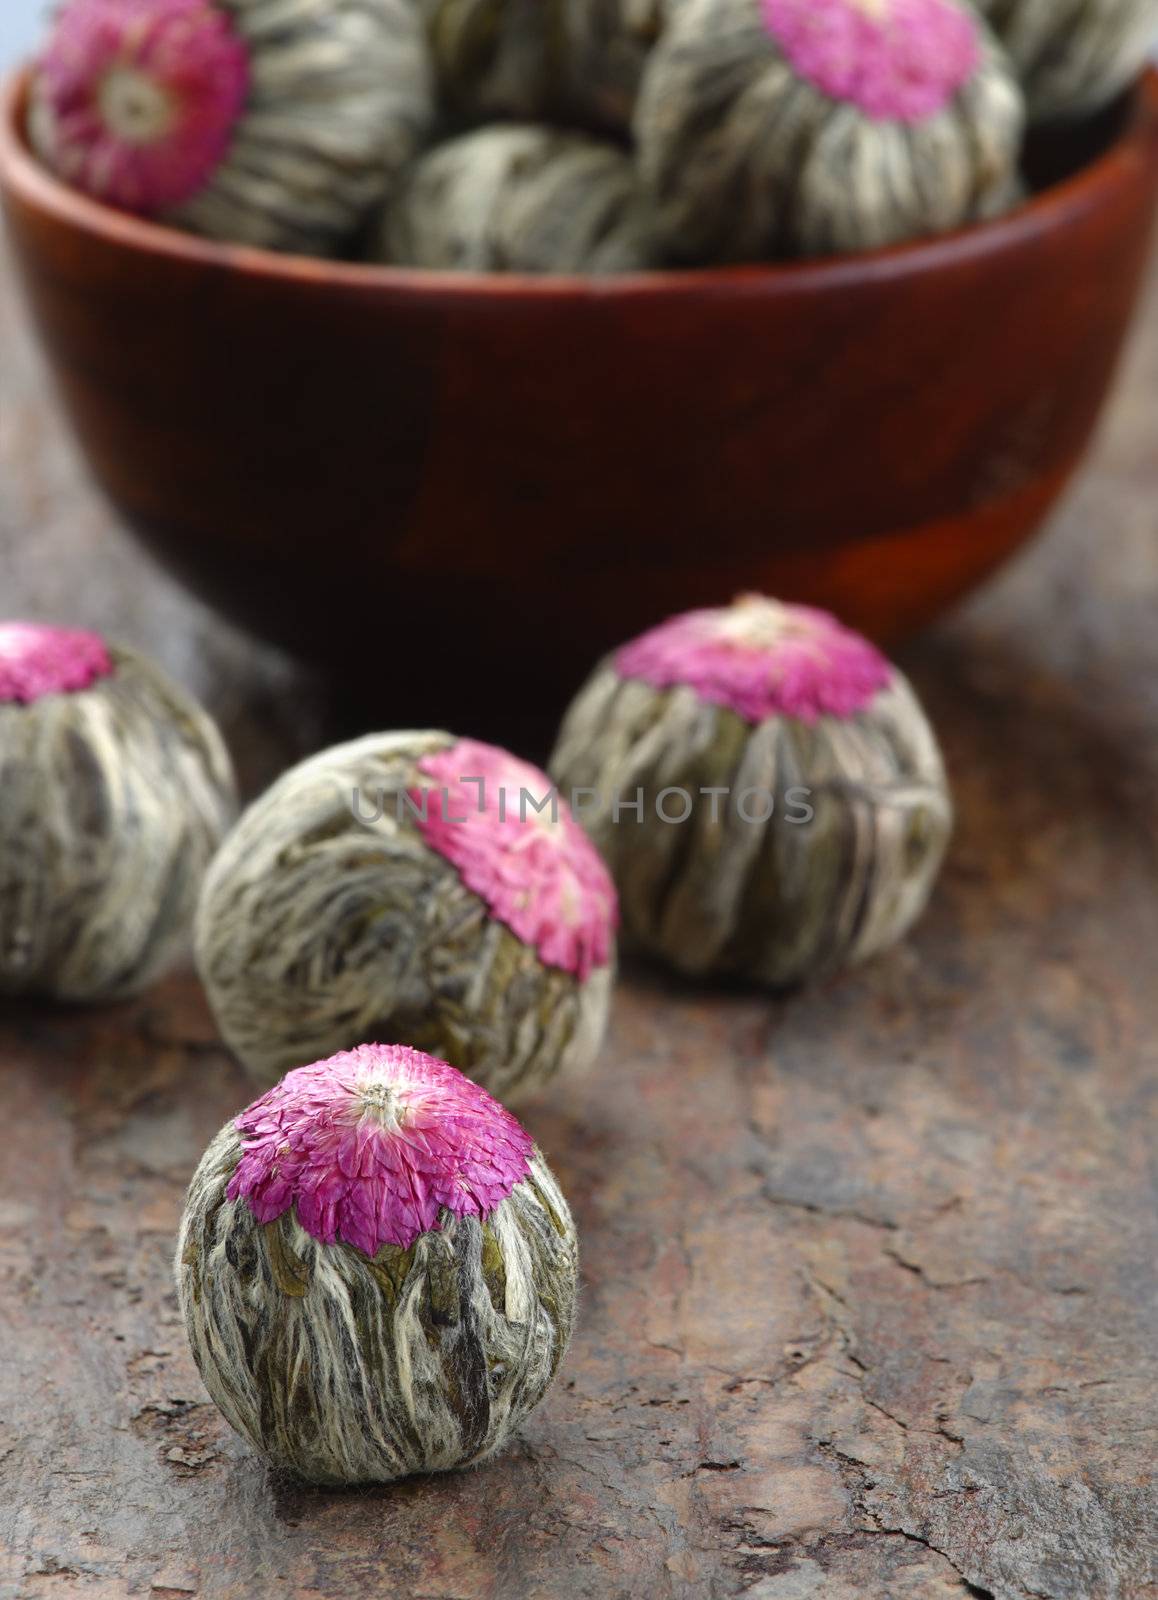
left=0, top=241, right=1155, bottom=1599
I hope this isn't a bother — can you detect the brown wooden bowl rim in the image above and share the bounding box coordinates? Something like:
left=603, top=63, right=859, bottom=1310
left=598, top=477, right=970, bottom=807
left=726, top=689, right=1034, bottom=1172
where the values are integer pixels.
left=2, top=64, right=1157, bottom=300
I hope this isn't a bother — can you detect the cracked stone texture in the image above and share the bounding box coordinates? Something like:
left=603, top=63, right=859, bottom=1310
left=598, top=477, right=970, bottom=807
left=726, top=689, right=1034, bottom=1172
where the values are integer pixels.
left=1, top=241, right=1156, bottom=1600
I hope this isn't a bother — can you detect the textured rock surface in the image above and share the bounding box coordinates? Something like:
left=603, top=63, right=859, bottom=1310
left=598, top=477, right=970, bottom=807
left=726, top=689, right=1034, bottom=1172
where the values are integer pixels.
left=1, top=242, right=1156, bottom=1596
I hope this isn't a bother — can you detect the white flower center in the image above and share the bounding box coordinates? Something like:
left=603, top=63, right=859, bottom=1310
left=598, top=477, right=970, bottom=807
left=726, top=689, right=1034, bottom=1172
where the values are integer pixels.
left=715, top=598, right=816, bottom=650
left=357, top=1080, right=407, bottom=1129
left=98, top=66, right=175, bottom=145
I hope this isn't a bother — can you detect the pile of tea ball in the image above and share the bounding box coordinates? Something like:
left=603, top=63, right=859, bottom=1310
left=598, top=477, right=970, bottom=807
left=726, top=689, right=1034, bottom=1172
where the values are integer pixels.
left=30, top=0, right=1158, bottom=269
left=6, top=596, right=959, bottom=1486
left=180, top=732, right=609, bottom=1487
left=174, top=593, right=956, bottom=1489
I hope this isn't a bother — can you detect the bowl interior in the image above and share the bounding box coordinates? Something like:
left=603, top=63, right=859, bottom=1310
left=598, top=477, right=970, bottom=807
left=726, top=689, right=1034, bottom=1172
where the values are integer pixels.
left=0, top=65, right=1149, bottom=295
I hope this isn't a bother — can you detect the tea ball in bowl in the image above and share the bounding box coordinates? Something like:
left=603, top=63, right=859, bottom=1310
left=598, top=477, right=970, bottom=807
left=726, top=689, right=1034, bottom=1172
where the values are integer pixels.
left=196, top=732, right=618, bottom=1100
left=0, top=622, right=236, bottom=1001
left=177, top=1042, right=578, bottom=1486
left=380, top=124, right=662, bottom=274
left=424, top=0, right=661, bottom=136
left=550, top=597, right=952, bottom=986
left=972, top=0, right=1158, bottom=123
left=633, top=0, right=1026, bottom=261
left=30, top=0, right=433, bottom=256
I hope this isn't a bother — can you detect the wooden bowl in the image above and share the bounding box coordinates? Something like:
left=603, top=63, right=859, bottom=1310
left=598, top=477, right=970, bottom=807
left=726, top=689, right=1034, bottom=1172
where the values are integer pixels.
left=3, top=68, right=1157, bottom=727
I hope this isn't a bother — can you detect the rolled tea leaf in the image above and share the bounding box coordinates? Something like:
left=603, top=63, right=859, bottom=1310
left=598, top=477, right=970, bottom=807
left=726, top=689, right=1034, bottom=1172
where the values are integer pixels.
left=634, top=0, right=1026, bottom=262
left=379, top=123, right=663, bottom=272
left=550, top=596, right=953, bottom=986
left=196, top=731, right=618, bottom=1099
left=30, top=0, right=434, bottom=256
left=424, top=0, right=663, bottom=135
left=972, top=0, right=1158, bottom=122
left=0, top=622, right=237, bottom=1001
left=177, top=1043, right=578, bottom=1485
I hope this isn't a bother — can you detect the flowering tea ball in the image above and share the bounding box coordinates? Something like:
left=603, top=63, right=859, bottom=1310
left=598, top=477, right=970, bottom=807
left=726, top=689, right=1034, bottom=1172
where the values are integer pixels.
left=30, top=0, right=433, bottom=256
left=550, top=597, right=953, bottom=985
left=177, top=1042, right=578, bottom=1485
left=0, top=622, right=236, bottom=1001
left=633, top=0, right=1026, bottom=261
left=197, top=732, right=618, bottom=1099
left=380, top=124, right=662, bottom=274
left=972, top=0, right=1158, bottom=122
left=425, top=0, right=661, bottom=136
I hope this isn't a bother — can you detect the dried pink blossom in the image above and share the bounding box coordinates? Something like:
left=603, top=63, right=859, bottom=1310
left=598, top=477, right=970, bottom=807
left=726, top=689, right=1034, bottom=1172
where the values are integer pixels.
left=761, top=0, right=980, bottom=123
left=411, top=739, right=618, bottom=983
left=614, top=596, right=892, bottom=725
left=227, top=1043, right=536, bottom=1257
left=33, top=0, right=250, bottom=214
left=0, top=622, right=115, bottom=704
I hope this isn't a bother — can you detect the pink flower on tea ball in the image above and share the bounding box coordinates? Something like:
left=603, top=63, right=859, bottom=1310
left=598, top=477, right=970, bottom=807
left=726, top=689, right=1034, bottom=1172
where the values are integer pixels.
left=615, top=596, right=892, bottom=725
left=0, top=622, right=114, bottom=704
left=411, top=739, right=618, bottom=983
left=761, top=0, right=980, bottom=123
left=33, top=0, right=250, bottom=213
left=227, top=1043, right=536, bottom=1258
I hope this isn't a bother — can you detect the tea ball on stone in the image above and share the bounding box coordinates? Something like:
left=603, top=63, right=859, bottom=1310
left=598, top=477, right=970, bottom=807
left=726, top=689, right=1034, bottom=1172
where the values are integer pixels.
left=196, top=732, right=618, bottom=1100
left=550, top=596, right=952, bottom=986
left=633, top=0, right=1026, bottom=262
left=424, top=0, right=661, bottom=136
left=380, top=124, right=662, bottom=274
left=30, top=0, right=433, bottom=256
left=177, top=1042, right=578, bottom=1486
left=972, top=0, right=1158, bottom=122
left=0, top=622, right=236, bottom=1001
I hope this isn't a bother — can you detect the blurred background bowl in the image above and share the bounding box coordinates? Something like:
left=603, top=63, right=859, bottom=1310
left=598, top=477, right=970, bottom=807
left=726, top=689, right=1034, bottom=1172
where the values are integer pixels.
left=2, top=67, right=1157, bottom=730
